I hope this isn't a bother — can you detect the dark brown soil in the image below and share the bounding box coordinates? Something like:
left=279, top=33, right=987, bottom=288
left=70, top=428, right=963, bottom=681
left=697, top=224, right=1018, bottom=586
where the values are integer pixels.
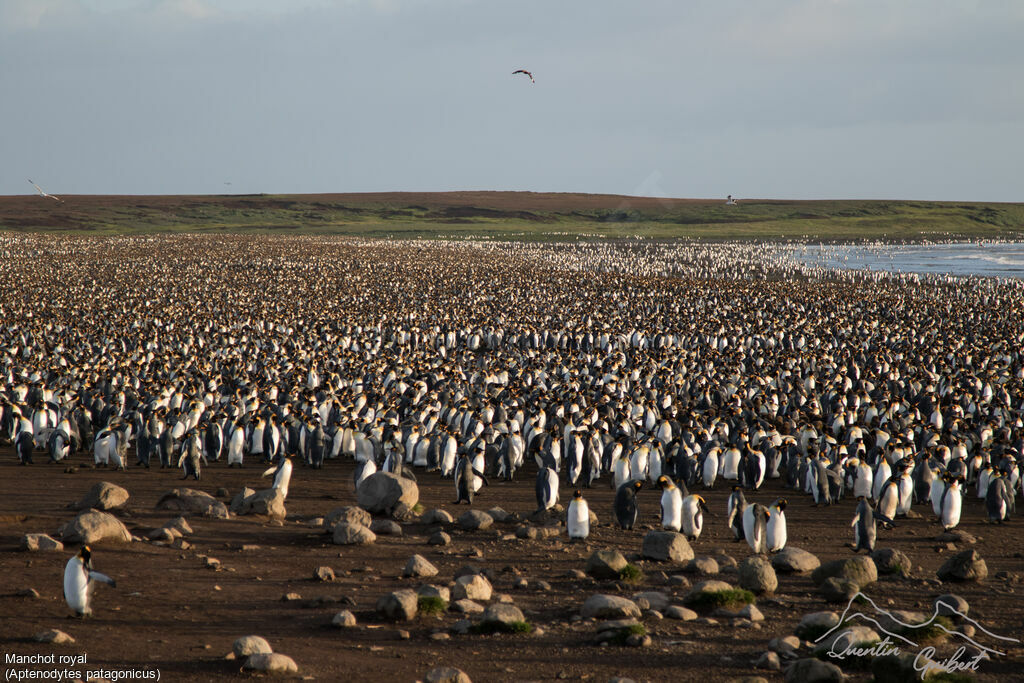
left=1, top=452, right=1022, bottom=683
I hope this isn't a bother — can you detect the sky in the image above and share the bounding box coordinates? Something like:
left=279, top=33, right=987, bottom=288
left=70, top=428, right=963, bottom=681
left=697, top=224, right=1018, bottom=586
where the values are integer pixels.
left=1, top=0, right=1022, bottom=201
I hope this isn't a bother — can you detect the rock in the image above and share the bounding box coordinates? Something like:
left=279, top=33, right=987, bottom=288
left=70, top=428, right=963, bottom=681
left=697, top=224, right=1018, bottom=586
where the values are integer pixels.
left=515, top=526, right=539, bottom=540
left=21, top=533, right=64, bottom=552
left=811, top=556, right=877, bottom=589
left=814, top=625, right=880, bottom=656
left=665, top=605, right=698, bottom=621
left=155, top=488, right=230, bottom=519
left=332, top=610, right=357, bottom=627
left=640, top=531, right=694, bottom=562
left=457, top=510, right=494, bottom=531
left=771, top=547, right=821, bottom=574
left=428, top=531, right=451, bottom=546
left=937, top=549, right=988, bottom=582
left=370, top=519, right=402, bottom=536
left=784, top=658, right=843, bottom=683
left=325, top=505, right=372, bottom=529
left=424, top=667, right=472, bottom=683
left=34, top=629, right=75, bottom=644
left=934, top=593, right=969, bottom=618
left=453, top=564, right=492, bottom=581
left=580, top=594, right=642, bottom=619
left=874, top=610, right=928, bottom=634
left=634, top=591, right=670, bottom=612
left=755, top=651, right=781, bottom=671
left=450, top=599, right=484, bottom=614
left=228, top=487, right=256, bottom=513
left=73, top=481, right=129, bottom=511
left=376, top=589, right=418, bottom=621
left=870, top=653, right=932, bottom=683
left=240, top=488, right=286, bottom=519
left=486, top=507, right=511, bottom=523
left=481, top=603, right=525, bottom=627
left=936, top=529, right=976, bottom=544
left=820, top=577, right=859, bottom=603
left=714, top=603, right=764, bottom=621
left=58, top=509, right=131, bottom=545
left=871, top=548, right=913, bottom=577
left=739, top=556, right=778, bottom=595
left=795, top=611, right=840, bottom=639
left=422, top=508, right=454, bottom=525
left=403, top=554, right=439, bottom=578
left=417, top=584, right=451, bottom=602
left=585, top=549, right=629, bottom=579
left=452, top=574, right=492, bottom=602
left=626, top=634, right=651, bottom=647
left=281, top=592, right=301, bottom=602
left=313, top=566, right=335, bottom=582
left=357, top=472, right=419, bottom=517
left=685, top=556, right=720, bottom=575
left=683, top=579, right=735, bottom=603
left=242, top=653, right=298, bottom=674
left=332, top=522, right=376, bottom=545
left=163, top=517, right=193, bottom=535
left=769, top=635, right=801, bottom=654
left=147, top=528, right=176, bottom=543
left=232, top=635, right=273, bottom=657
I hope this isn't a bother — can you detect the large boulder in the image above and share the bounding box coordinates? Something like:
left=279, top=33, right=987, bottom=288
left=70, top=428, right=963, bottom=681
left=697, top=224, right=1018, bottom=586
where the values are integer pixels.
left=325, top=506, right=372, bottom=529
left=59, top=510, right=131, bottom=545
left=73, top=482, right=129, bottom=511
left=813, top=625, right=881, bottom=655
left=403, top=554, right=439, bottom=578
left=739, top=556, right=778, bottom=595
left=937, top=550, right=987, bottom=582
left=155, top=489, right=230, bottom=519
left=457, top=510, right=493, bottom=531
left=242, top=653, right=298, bottom=674
left=376, top=589, right=418, bottom=621
left=357, top=472, right=419, bottom=517
left=332, top=522, right=376, bottom=545
left=452, top=574, right=493, bottom=602
left=640, top=531, right=694, bottom=562
left=871, top=548, right=913, bottom=577
left=585, top=549, right=629, bottom=579
left=234, top=488, right=286, bottom=519
left=771, top=547, right=821, bottom=574
left=232, top=635, right=273, bottom=657
left=580, top=594, right=642, bottom=619
left=21, top=533, right=64, bottom=552
left=481, top=603, right=525, bottom=627
left=811, top=556, right=877, bottom=589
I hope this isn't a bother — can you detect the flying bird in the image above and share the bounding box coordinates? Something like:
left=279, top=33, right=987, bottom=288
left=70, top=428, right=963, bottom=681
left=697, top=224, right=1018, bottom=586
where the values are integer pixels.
left=29, top=179, right=62, bottom=203
left=512, top=69, right=535, bottom=84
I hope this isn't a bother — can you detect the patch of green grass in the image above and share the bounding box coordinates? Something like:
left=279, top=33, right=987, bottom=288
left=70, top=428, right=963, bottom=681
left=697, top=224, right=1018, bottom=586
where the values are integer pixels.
left=898, top=615, right=953, bottom=643
left=609, top=623, right=647, bottom=645
left=412, top=503, right=425, bottom=515
left=470, top=620, right=533, bottom=635
left=618, top=564, right=644, bottom=584
left=417, top=596, right=447, bottom=615
left=683, top=588, right=756, bottom=612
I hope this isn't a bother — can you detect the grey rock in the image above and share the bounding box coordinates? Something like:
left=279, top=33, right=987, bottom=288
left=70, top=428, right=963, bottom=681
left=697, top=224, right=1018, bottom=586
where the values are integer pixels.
left=871, top=548, right=913, bottom=577
left=515, top=525, right=539, bottom=540
left=481, top=603, right=525, bottom=626
left=771, top=547, right=821, bottom=574
left=234, top=488, right=286, bottom=519
left=313, top=566, right=335, bottom=582
left=228, top=487, right=256, bottom=514
left=332, top=522, right=376, bottom=545
left=376, top=589, right=418, bottom=621
left=34, top=629, right=75, bottom=644
left=450, top=599, right=485, bottom=614
left=813, top=625, right=880, bottom=656
left=934, top=593, right=969, bottom=618
left=713, top=604, right=764, bottom=622
left=422, top=508, right=454, bottom=525
left=936, top=529, right=976, bottom=544
left=811, top=556, right=877, bottom=588
left=457, top=510, right=494, bottom=531
left=486, top=507, right=511, bottom=523
left=21, top=533, right=64, bottom=552
left=147, top=528, right=176, bottom=543
left=232, top=635, right=273, bottom=657
left=685, top=556, right=720, bottom=575
left=768, top=635, right=801, bottom=654
left=370, top=519, right=403, bottom=536
left=755, top=651, right=781, bottom=671
left=634, top=591, right=670, bottom=612
left=163, top=517, right=193, bottom=535
left=73, top=481, right=129, bottom=511
left=739, top=556, right=778, bottom=595
left=452, top=574, right=493, bottom=601
left=357, top=472, right=419, bottom=517
left=595, top=617, right=641, bottom=633
left=874, top=609, right=928, bottom=634
left=58, top=509, right=132, bottom=545
left=403, top=554, right=439, bottom=578
left=580, top=594, right=642, bottom=619
left=640, top=531, right=694, bottom=562
left=325, top=506, right=372, bottom=529
left=428, top=531, right=451, bottom=546
left=784, top=658, right=842, bottom=683
left=683, top=579, right=735, bottom=604
left=424, top=667, right=472, bottom=683
left=417, top=584, right=451, bottom=602
left=242, top=653, right=298, bottom=673
left=820, top=577, right=859, bottom=603
left=665, top=605, right=698, bottom=621
left=794, top=611, right=839, bottom=639
left=155, top=488, right=230, bottom=519
left=937, top=549, right=987, bottom=582
left=332, top=610, right=357, bottom=627
left=585, top=549, right=629, bottom=579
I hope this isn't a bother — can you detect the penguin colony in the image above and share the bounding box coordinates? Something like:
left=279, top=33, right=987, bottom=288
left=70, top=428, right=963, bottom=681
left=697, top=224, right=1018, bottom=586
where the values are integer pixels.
left=0, top=233, right=1021, bottom=616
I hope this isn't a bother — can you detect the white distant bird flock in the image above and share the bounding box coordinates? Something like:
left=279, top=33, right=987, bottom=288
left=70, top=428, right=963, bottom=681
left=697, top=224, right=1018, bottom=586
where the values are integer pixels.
left=29, top=179, right=62, bottom=203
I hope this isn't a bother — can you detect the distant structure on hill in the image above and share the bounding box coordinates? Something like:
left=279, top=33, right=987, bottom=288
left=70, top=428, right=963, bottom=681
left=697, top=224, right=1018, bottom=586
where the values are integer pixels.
left=725, top=195, right=738, bottom=205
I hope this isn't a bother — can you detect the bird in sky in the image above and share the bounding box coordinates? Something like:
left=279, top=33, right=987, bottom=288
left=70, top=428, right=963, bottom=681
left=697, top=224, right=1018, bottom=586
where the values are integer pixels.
left=29, top=179, right=62, bottom=202
left=512, top=69, right=535, bottom=84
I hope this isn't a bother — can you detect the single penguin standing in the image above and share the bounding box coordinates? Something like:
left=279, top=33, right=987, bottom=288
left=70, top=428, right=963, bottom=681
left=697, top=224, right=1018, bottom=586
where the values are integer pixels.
left=939, top=475, right=963, bottom=531
left=876, top=476, right=900, bottom=528
left=566, top=490, right=590, bottom=540
left=680, top=494, right=709, bottom=542
left=727, top=485, right=747, bottom=541
left=614, top=479, right=643, bottom=530
left=656, top=475, right=683, bottom=531
left=766, top=498, right=788, bottom=552
left=535, top=461, right=560, bottom=513
left=985, top=473, right=1012, bottom=523
left=850, top=496, right=877, bottom=553
left=177, top=429, right=206, bottom=480
left=454, top=452, right=489, bottom=505
left=743, top=502, right=770, bottom=553
left=263, top=454, right=294, bottom=499
left=63, top=545, right=116, bottom=617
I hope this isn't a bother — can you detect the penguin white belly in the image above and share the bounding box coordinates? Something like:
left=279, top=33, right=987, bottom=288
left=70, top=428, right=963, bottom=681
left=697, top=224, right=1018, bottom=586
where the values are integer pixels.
left=472, top=454, right=485, bottom=492
left=766, top=512, right=787, bottom=552
left=274, top=460, right=293, bottom=499
left=702, top=453, right=718, bottom=488
left=878, top=485, right=898, bottom=521
left=542, top=469, right=559, bottom=509
left=613, top=459, right=631, bottom=490
left=930, top=480, right=946, bottom=517
left=661, top=489, right=683, bottom=531
left=854, top=466, right=873, bottom=499
left=567, top=499, right=590, bottom=539
left=941, top=491, right=961, bottom=530
left=680, top=496, right=702, bottom=539
left=720, top=449, right=740, bottom=479
left=629, top=450, right=648, bottom=480
left=63, top=559, right=89, bottom=614
left=355, top=459, right=376, bottom=487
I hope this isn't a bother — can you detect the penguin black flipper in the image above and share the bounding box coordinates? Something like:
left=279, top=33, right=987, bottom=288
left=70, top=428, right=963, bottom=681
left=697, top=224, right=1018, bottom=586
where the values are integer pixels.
left=471, top=468, right=489, bottom=486
left=89, top=571, right=116, bottom=588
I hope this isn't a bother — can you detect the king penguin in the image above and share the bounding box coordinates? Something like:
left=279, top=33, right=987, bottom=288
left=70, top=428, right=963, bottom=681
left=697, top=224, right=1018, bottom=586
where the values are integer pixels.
left=850, top=496, right=876, bottom=553
left=566, top=490, right=590, bottom=540
left=63, top=545, right=116, bottom=617
left=614, top=479, right=643, bottom=530
left=680, top=494, right=708, bottom=542
left=727, top=485, right=747, bottom=541
left=535, top=457, right=560, bottom=512
left=263, top=453, right=293, bottom=500
left=455, top=452, right=489, bottom=505
left=656, top=475, right=683, bottom=531
left=743, top=502, right=770, bottom=553
left=939, top=474, right=963, bottom=531
left=766, top=498, right=787, bottom=552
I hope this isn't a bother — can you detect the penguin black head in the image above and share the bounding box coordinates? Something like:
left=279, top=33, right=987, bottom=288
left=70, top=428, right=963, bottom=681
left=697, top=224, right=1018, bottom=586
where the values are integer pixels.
left=732, top=484, right=742, bottom=492
left=79, top=545, right=92, bottom=565
left=775, top=498, right=788, bottom=512
left=633, top=480, right=643, bottom=491
left=573, top=490, right=583, bottom=500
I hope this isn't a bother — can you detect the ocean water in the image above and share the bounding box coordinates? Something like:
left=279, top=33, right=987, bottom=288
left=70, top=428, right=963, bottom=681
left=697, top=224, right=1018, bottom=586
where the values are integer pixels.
left=795, top=242, right=1024, bottom=279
